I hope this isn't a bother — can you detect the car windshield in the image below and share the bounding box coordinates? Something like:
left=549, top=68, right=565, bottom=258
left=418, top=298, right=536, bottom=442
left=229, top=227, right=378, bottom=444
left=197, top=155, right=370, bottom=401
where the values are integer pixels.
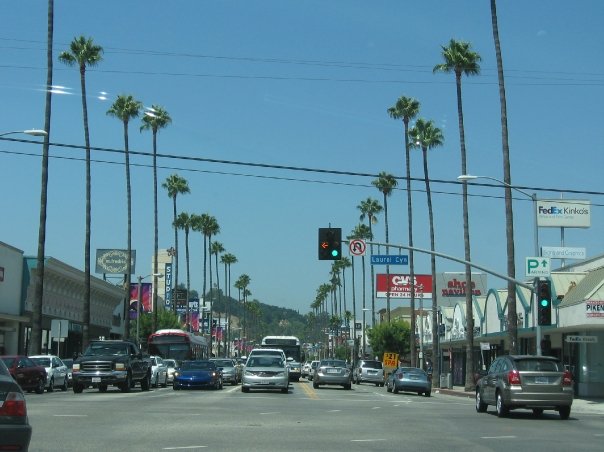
left=212, top=360, right=234, bottom=368
left=31, top=357, right=51, bottom=367
left=321, top=360, right=346, bottom=368
left=84, top=343, right=130, bottom=356
left=164, top=360, right=176, bottom=368
left=1, top=357, right=16, bottom=368
left=181, top=361, right=214, bottom=370
left=247, top=357, right=283, bottom=368
left=362, top=361, right=383, bottom=369
left=515, top=359, right=561, bottom=372
left=0, top=359, right=10, bottom=376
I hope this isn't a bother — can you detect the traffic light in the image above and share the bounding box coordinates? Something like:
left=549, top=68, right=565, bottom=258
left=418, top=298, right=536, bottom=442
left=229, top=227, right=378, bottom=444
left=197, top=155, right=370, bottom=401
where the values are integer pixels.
left=537, top=279, right=552, bottom=326
left=318, top=227, right=342, bottom=260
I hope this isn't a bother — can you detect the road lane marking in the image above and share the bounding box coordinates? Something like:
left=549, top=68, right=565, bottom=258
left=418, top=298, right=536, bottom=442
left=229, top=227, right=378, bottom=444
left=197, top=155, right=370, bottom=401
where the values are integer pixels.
left=351, top=439, right=387, bottom=442
left=53, top=414, right=88, bottom=417
left=163, top=446, right=208, bottom=450
left=481, top=436, right=517, bottom=439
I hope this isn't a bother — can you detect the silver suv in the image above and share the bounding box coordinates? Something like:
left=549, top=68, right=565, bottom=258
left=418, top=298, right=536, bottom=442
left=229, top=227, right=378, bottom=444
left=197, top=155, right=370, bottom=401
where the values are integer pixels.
left=353, top=359, right=384, bottom=386
left=475, top=355, right=573, bottom=419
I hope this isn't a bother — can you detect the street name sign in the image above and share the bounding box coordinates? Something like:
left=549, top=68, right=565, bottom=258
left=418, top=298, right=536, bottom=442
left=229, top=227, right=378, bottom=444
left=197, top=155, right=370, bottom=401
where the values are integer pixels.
left=525, top=257, right=551, bottom=277
left=371, top=255, right=409, bottom=265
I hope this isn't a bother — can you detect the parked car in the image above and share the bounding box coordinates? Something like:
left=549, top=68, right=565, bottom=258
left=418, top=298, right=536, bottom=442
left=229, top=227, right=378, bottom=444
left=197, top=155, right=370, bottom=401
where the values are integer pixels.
left=353, top=359, right=384, bottom=386
left=307, top=360, right=320, bottom=381
left=0, top=358, right=32, bottom=451
left=163, top=359, right=178, bottom=384
left=0, top=355, right=46, bottom=394
left=30, top=355, right=69, bottom=392
left=313, top=359, right=352, bottom=390
left=301, top=361, right=311, bottom=379
left=149, top=355, right=168, bottom=388
left=385, top=367, right=431, bottom=397
left=62, top=358, right=74, bottom=387
left=210, top=358, right=240, bottom=385
left=241, top=354, right=289, bottom=393
left=173, top=360, right=223, bottom=390
left=475, top=355, right=574, bottom=419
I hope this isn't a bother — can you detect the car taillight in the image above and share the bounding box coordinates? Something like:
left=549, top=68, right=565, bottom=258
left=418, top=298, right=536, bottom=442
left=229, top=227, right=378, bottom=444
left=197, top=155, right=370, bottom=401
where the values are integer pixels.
left=0, top=392, right=27, bottom=417
left=508, top=369, right=521, bottom=385
left=562, top=370, right=573, bottom=386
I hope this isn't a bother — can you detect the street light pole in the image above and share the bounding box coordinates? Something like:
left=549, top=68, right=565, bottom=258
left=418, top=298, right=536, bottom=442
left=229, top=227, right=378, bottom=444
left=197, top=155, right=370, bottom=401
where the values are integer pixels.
left=458, top=174, right=542, bottom=355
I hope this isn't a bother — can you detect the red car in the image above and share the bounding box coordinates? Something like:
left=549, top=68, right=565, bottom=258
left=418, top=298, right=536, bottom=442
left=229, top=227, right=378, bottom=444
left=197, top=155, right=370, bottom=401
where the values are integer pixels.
left=0, top=355, right=47, bottom=394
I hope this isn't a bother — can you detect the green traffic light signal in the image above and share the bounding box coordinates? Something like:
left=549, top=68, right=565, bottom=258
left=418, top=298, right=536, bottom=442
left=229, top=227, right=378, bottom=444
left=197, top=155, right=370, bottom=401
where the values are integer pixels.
left=540, top=299, right=549, bottom=307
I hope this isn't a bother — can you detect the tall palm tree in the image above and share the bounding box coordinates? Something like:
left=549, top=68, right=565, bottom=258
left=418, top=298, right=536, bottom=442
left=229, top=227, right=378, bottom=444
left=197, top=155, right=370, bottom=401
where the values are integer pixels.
left=372, top=172, right=398, bottom=323
left=59, top=36, right=103, bottom=350
left=221, top=253, right=237, bottom=355
left=350, top=224, right=372, bottom=358
left=211, top=241, right=225, bottom=355
left=203, top=216, right=220, bottom=353
left=107, top=94, right=142, bottom=340
left=410, top=118, right=444, bottom=380
left=32, top=0, right=55, bottom=354
left=174, top=212, right=193, bottom=330
left=387, top=95, right=420, bottom=367
left=235, top=274, right=251, bottom=342
left=491, top=0, right=517, bottom=353
left=434, top=38, right=481, bottom=391
left=141, top=104, right=172, bottom=333
left=162, top=173, right=190, bottom=308
left=357, top=197, right=382, bottom=334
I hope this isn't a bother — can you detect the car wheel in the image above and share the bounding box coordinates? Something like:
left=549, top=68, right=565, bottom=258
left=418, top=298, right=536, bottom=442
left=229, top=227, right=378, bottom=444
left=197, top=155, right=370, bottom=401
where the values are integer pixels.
left=60, top=377, right=68, bottom=391
left=242, top=386, right=250, bottom=393
left=140, top=372, right=151, bottom=391
left=173, top=384, right=179, bottom=391
left=344, top=384, right=351, bottom=390
left=393, top=385, right=399, bottom=394
left=313, top=381, right=319, bottom=389
left=47, top=377, right=54, bottom=392
left=532, top=408, right=544, bottom=417
left=99, top=384, right=108, bottom=393
left=559, top=406, right=571, bottom=420
left=281, top=387, right=288, bottom=394
left=386, top=382, right=392, bottom=393
left=496, top=391, right=508, bottom=417
left=424, top=390, right=431, bottom=397
left=475, top=390, right=488, bottom=413
left=162, top=375, right=168, bottom=388
left=120, top=373, right=132, bottom=393
left=73, top=383, right=84, bottom=394
left=35, top=378, right=45, bottom=394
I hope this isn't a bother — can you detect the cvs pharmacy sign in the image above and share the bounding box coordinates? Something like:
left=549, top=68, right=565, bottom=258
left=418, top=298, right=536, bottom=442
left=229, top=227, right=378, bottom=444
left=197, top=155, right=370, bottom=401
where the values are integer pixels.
left=376, top=274, right=432, bottom=299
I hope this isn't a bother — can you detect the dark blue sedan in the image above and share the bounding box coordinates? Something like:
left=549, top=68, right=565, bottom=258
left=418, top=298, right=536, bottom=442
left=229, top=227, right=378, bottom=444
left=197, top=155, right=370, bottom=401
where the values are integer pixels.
left=173, top=360, right=223, bottom=390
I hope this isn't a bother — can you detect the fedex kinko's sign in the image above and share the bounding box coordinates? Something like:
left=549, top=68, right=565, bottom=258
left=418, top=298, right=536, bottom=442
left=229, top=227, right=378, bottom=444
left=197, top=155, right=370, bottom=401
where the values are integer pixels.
left=536, top=200, right=591, bottom=228
left=376, top=274, right=432, bottom=298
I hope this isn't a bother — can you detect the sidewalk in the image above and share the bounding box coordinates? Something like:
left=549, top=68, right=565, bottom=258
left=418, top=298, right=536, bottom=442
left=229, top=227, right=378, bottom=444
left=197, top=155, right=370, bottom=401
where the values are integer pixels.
left=435, top=385, right=604, bottom=415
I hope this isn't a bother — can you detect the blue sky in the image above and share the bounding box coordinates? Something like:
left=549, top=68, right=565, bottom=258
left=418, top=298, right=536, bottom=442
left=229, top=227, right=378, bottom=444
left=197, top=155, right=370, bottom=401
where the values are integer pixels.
left=1, top=1, right=603, bottom=315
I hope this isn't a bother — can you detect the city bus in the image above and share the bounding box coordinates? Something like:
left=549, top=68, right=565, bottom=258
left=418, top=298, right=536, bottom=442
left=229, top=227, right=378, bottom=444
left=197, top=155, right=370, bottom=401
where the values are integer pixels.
left=260, top=336, right=302, bottom=362
left=147, top=329, right=209, bottom=362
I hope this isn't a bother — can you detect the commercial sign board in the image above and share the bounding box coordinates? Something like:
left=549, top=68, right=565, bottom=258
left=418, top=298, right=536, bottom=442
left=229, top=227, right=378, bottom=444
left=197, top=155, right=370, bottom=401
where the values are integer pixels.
left=376, top=274, right=432, bottom=299
left=95, top=249, right=136, bottom=274
left=164, top=263, right=173, bottom=307
left=536, top=200, right=591, bottom=228
left=565, top=335, right=598, bottom=343
left=586, top=301, right=604, bottom=318
left=526, top=257, right=551, bottom=277
left=541, top=246, right=586, bottom=260
left=435, top=272, right=488, bottom=301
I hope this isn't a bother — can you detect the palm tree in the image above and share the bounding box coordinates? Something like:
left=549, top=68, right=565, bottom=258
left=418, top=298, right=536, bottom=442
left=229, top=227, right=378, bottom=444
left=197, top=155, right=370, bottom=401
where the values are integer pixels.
left=387, top=95, right=420, bottom=367
left=357, top=197, right=382, bottom=334
left=162, top=174, right=190, bottom=306
left=235, top=274, right=251, bottom=343
left=107, top=94, right=143, bottom=340
left=59, top=36, right=103, bottom=350
left=32, top=0, right=55, bottom=354
left=434, top=38, right=481, bottom=391
left=174, top=212, right=193, bottom=331
left=372, top=172, right=398, bottom=323
left=490, top=0, right=517, bottom=354
left=221, top=253, right=237, bottom=355
left=211, top=241, right=225, bottom=355
left=141, top=104, right=172, bottom=333
left=410, top=118, right=444, bottom=381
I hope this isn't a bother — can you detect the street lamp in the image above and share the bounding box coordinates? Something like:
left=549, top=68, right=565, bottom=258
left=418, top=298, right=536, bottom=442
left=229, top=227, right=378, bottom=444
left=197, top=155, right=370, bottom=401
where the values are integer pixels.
left=136, top=273, right=163, bottom=347
left=457, top=174, right=542, bottom=355
left=0, top=129, right=48, bottom=138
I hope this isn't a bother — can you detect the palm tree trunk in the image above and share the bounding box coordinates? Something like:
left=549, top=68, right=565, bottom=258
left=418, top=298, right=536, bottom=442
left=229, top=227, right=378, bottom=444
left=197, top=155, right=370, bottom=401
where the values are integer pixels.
left=185, top=229, right=190, bottom=332
left=491, top=0, right=517, bottom=354
left=404, top=118, right=417, bottom=368
left=361, top=255, right=366, bottom=358
left=172, top=196, right=179, bottom=295
left=208, top=236, right=214, bottom=356
left=384, top=194, right=390, bottom=323
left=124, top=120, right=132, bottom=340
left=455, top=71, right=475, bottom=392
left=32, top=0, right=54, bottom=355
left=80, top=64, right=92, bottom=351
left=351, top=257, right=357, bottom=358
left=152, top=130, right=159, bottom=334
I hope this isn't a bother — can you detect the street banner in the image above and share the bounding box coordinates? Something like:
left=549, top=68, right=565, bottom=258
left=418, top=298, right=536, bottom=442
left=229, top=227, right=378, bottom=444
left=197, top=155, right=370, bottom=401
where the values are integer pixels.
left=375, top=274, right=432, bottom=298
left=129, top=283, right=152, bottom=317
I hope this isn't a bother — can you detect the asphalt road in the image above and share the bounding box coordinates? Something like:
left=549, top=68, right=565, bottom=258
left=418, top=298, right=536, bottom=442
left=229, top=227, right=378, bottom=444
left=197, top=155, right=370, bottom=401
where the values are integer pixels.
left=25, top=380, right=604, bottom=451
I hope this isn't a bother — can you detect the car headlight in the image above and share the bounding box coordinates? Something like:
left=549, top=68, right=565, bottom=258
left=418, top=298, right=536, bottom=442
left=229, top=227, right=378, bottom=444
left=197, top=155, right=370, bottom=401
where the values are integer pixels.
left=73, top=363, right=80, bottom=371
left=115, top=363, right=126, bottom=371
left=174, top=371, right=181, bottom=377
